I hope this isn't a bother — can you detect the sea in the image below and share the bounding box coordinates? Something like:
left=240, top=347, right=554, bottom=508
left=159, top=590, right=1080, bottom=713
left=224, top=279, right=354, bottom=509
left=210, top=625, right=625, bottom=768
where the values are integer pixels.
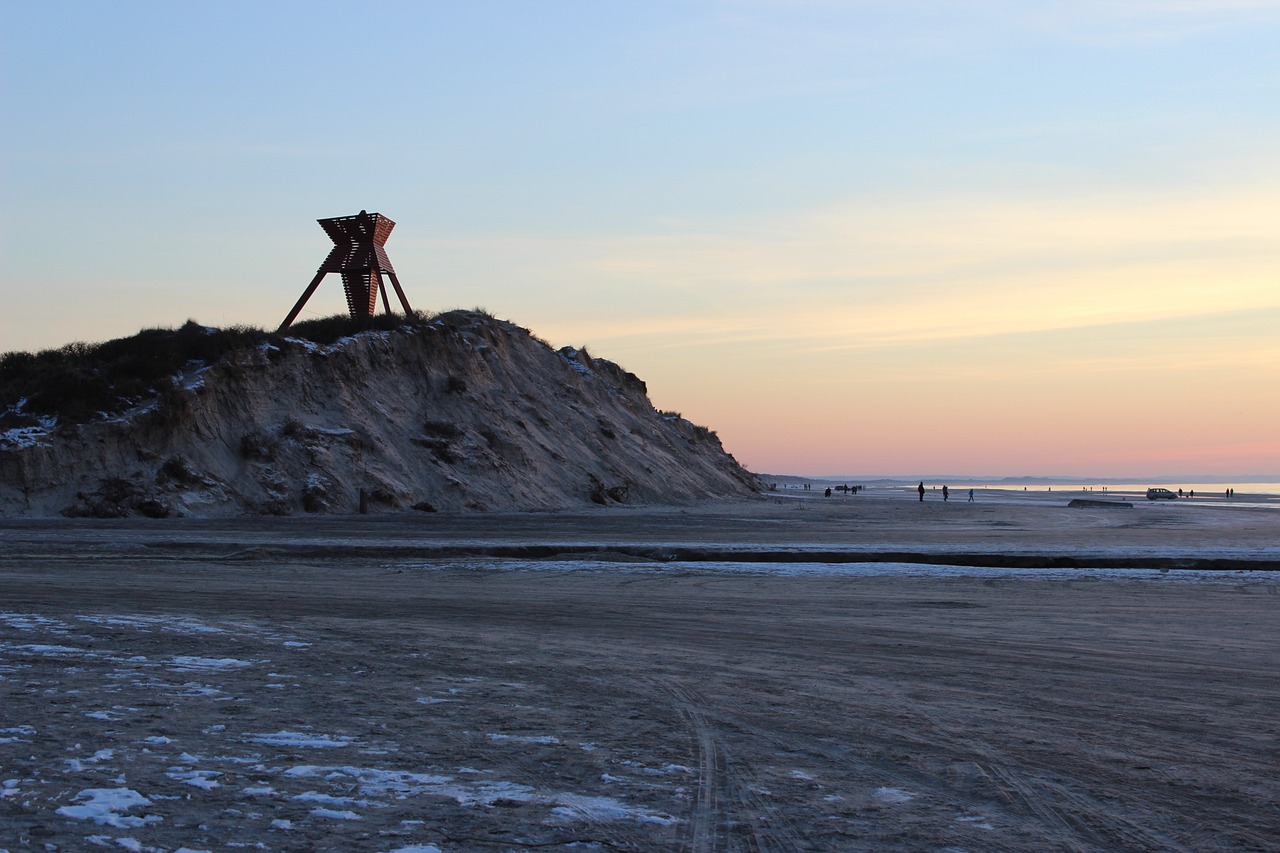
left=964, top=481, right=1280, bottom=497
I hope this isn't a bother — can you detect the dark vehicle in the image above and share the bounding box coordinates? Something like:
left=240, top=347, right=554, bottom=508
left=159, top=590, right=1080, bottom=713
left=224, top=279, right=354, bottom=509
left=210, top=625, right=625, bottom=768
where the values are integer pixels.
left=1145, top=487, right=1178, bottom=500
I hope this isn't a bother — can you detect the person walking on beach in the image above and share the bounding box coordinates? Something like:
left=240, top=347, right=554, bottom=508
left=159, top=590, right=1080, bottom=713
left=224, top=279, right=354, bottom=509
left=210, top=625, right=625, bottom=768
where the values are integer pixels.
left=942, top=485, right=950, bottom=502
left=918, top=481, right=925, bottom=502
left=968, top=488, right=974, bottom=502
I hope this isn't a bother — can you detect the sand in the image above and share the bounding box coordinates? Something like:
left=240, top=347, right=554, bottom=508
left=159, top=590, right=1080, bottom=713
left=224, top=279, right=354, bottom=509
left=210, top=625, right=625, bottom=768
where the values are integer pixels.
left=1, top=492, right=1278, bottom=851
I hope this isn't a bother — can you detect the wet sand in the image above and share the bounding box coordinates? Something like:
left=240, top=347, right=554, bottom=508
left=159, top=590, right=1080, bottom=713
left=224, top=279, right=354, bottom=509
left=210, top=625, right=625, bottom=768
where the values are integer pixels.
left=2, top=494, right=1278, bottom=851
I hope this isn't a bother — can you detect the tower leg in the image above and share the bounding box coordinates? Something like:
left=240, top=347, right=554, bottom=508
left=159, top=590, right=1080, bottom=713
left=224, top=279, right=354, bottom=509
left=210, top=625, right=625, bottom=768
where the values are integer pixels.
left=279, top=270, right=328, bottom=331
left=387, top=272, right=413, bottom=315
left=377, top=273, right=392, bottom=315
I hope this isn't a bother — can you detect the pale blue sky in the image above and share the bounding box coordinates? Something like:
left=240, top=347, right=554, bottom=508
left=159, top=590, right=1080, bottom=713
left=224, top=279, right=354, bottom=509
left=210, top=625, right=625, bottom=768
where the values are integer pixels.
left=3, top=1, right=1278, bottom=475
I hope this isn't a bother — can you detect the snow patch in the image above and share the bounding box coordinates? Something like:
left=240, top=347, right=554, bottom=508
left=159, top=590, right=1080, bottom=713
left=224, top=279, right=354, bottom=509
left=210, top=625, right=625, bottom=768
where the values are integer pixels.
left=280, top=336, right=320, bottom=353
left=7, top=643, right=84, bottom=655
left=56, top=788, right=161, bottom=828
left=0, top=613, right=72, bottom=633
left=487, top=733, right=561, bottom=745
left=177, top=361, right=211, bottom=392
left=0, top=725, right=36, bottom=743
left=311, top=807, right=361, bottom=820
left=559, top=347, right=593, bottom=376
left=0, top=398, right=58, bottom=450
left=294, top=790, right=370, bottom=808
left=78, top=615, right=225, bottom=634
left=246, top=731, right=354, bottom=748
left=166, top=769, right=221, bottom=790
left=550, top=792, right=676, bottom=825
left=281, top=764, right=675, bottom=823
left=310, top=426, right=355, bottom=437
left=0, top=418, right=57, bottom=450
left=957, top=814, right=994, bottom=829
left=168, top=656, right=254, bottom=671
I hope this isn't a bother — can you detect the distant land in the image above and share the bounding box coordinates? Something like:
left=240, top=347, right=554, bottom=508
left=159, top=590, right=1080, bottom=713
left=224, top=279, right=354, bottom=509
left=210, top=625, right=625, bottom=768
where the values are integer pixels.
left=762, top=474, right=1280, bottom=486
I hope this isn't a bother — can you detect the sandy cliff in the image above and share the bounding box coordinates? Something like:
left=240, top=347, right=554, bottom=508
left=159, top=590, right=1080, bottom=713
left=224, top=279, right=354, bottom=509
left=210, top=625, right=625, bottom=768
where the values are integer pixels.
left=0, top=311, right=760, bottom=517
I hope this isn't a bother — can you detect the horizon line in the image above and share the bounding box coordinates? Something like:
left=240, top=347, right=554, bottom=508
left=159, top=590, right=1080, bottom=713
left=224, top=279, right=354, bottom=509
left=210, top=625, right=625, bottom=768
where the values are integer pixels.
left=758, top=473, right=1280, bottom=484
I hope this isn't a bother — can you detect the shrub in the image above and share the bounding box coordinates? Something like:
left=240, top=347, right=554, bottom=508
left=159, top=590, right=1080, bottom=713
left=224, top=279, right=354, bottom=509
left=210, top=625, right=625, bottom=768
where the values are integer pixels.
left=691, top=423, right=719, bottom=442
left=158, top=456, right=204, bottom=486
left=0, top=313, right=438, bottom=425
left=275, top=310, right=432, bottom=347
left=0, top=320, right=270, bottom=424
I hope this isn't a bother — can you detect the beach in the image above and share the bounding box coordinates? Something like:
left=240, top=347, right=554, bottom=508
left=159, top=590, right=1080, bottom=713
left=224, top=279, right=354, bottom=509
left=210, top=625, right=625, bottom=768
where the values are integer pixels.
left=2, top=492, right=1278, bottom=851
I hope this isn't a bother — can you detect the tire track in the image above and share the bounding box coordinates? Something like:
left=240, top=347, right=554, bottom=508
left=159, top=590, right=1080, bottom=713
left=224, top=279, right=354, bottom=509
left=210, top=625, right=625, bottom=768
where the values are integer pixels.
left=657, top=679, right=806, bottom=853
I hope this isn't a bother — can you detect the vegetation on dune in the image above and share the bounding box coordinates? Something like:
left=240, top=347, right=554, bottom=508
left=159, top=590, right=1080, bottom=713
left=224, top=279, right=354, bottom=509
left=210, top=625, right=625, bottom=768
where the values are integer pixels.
left=0, top=307, right=710, bottom=444
left=0, top=312, right=436, bottom=425
left=279, top=309, right=435, bottom=346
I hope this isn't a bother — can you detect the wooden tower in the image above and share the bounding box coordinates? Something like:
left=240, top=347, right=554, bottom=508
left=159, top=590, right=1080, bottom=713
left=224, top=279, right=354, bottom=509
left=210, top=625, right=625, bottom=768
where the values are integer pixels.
left=279, top=211, right=413, bottom=331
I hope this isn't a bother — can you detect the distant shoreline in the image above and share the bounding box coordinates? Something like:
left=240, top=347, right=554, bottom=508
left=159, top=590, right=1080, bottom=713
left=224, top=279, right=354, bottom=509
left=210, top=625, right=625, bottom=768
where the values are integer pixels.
left=761, top=479, right=1280, bottom=500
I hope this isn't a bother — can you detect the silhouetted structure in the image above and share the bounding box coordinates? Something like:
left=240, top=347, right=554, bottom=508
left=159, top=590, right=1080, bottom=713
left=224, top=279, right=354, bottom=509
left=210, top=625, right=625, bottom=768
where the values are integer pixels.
left=279, top=211, right=412, bottom=331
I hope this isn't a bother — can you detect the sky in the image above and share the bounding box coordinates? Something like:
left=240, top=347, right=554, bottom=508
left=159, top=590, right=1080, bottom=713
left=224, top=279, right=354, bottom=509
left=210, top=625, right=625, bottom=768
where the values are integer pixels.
left=2, top=1, right=1278, bottom=478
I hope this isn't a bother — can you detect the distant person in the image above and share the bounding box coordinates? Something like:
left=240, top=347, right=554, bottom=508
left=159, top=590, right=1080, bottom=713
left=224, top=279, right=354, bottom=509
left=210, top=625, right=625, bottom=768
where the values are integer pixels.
left=942, top=485, right=949, bottom=501
left=968, top=488, right=974, bottom=502
left=1178, top=488, right=1183, bottom=497
left=918, top=481, right=925, bottom=502
left=824, top=487, right=831, bottom=497
left=1190, top=489, right=1195, bottom=499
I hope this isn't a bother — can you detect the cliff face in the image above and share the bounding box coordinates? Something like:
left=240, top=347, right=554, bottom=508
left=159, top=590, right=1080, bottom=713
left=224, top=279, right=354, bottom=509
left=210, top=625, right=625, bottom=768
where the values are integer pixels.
left=0, top=312, right=760, bottom=517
